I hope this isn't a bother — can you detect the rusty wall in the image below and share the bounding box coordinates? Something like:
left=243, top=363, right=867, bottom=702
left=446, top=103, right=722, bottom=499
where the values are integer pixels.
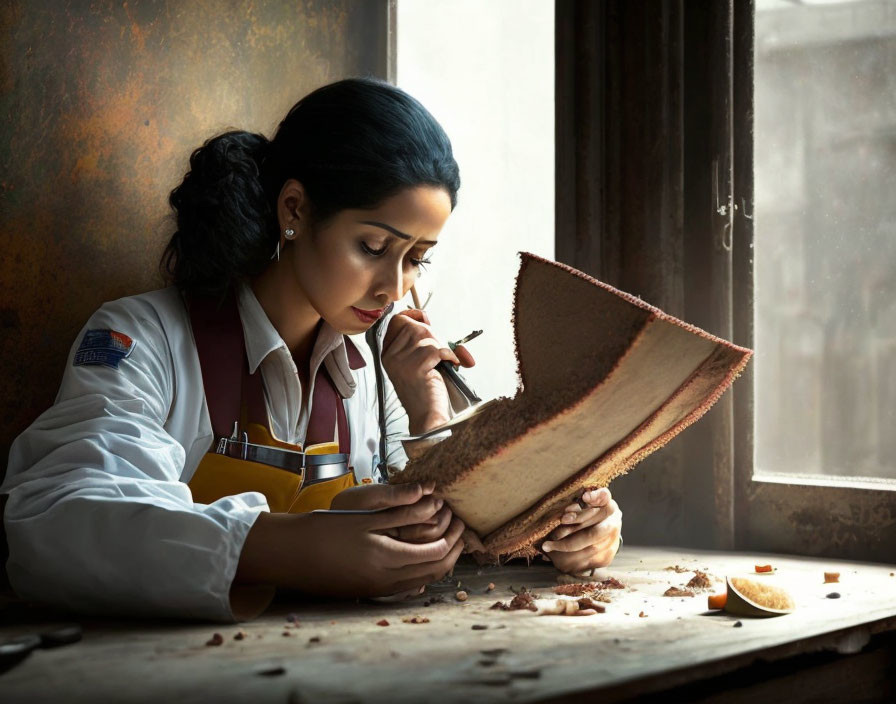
left=0, top=1, right=388, bottom=472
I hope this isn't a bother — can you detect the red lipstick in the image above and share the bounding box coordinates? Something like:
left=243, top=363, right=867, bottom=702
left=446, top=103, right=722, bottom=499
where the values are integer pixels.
left=352, top=306, right=385, bottom=323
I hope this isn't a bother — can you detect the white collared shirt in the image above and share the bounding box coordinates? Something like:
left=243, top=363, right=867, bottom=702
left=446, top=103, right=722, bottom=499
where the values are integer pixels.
left=1, top=285, right=409, bottom=622
left=235, top=283, right=361, bottom=445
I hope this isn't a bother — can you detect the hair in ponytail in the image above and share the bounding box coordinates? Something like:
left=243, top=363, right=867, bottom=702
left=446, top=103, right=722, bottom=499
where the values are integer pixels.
left=163, top=78, right=460, bottom=297
left=162, top=131, right=274, bottom=296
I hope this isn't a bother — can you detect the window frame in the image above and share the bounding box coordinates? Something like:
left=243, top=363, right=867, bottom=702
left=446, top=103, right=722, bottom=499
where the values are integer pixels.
left=555, top=0, right=896, bottom=562
left=733, top=0, right=896, bottom=563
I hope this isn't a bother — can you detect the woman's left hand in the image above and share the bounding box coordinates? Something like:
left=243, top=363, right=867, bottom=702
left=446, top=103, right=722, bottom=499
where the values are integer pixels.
left=381, top=309, right=475, bottom=436
left=541, top=487, right=622, bottom=575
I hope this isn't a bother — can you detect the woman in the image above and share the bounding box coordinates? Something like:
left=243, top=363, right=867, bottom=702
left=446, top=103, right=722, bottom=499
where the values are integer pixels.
left=1, top=78, right=621, bottom=621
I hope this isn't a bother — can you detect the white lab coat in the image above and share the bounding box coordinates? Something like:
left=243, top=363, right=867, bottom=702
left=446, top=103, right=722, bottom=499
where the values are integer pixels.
left=1, top=285, right=409, bottom=622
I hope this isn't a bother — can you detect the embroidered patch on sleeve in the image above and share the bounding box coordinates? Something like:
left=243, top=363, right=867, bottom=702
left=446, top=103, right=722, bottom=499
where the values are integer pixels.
left=73, top=329, right=136, bottom=369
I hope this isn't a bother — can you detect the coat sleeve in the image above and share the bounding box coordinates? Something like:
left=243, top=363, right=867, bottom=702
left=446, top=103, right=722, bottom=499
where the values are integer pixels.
left=1, top=299, right=269, bottom=622
left=381, top=360, right=411, bottom=472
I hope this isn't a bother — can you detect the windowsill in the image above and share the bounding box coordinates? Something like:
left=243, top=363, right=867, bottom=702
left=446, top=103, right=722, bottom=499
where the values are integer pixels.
left=752, top=471, right=896, bottom=493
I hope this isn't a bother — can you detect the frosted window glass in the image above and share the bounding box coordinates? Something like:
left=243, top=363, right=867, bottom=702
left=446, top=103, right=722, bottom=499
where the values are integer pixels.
left=754, top=0, right=896, bottom=479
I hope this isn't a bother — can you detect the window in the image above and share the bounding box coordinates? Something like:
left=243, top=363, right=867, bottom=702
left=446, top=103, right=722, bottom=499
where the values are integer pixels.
left=554, top=0, right=896, bottom=560
left=754, top=0, right=896, bottom=483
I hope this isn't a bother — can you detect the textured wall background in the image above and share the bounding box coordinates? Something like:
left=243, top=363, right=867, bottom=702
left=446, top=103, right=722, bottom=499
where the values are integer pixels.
left=0, top=1, right=388, bottom=472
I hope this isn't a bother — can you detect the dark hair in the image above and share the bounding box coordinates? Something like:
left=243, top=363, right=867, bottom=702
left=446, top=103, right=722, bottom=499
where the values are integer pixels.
left=162, top=77, right=460, bottom=296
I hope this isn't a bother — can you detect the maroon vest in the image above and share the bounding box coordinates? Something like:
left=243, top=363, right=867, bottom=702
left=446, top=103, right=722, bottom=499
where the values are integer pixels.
left=187, top=291, right=365, bottom=454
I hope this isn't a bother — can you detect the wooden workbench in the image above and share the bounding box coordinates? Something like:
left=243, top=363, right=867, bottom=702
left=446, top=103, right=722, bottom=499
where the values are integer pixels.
left=1, top=546, right=895, bottom=703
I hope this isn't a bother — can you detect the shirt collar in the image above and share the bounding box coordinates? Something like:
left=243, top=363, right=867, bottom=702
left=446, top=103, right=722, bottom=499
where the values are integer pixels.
left=236, top=284, right=366, bottom=398
left=235, top=283, right=283, bottom=375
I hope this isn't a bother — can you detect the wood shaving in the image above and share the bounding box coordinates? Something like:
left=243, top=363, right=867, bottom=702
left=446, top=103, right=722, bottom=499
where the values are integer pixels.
left=663, top=587, right=695, bottom=597
left=597, top=577, right=626, bottom=589
left=537, top=596, right=605, bottom=616
left=638, top=611, right=647, bottom=618
left=455, top=590, right=468, bottom=601
left=308, top=636, right=321, bottom=644
left=538, top=599, right=591, bottom=616
left=824, top=572, right=840, bottom=584
left=576, top=597, right=606, bottom=613
left=665, top=565, right=690, bottom=573
left=471, top=624, right=488, bottom=630
left=553, top=583, right=614, bottom=603
left=233, top=630, right=247, bottom=641
left=686, top=571, right=713, bottom=590
left=402, top=616, right=431, bottom=624
left=554, top=582, right=599, bottom=596
left=508, top=591, right=538, bottom=611
left=376, top=619, right=390, bottom=627
left=205, top=633, right=223, bottom=647
left=490, top=590, right=539, bottom=612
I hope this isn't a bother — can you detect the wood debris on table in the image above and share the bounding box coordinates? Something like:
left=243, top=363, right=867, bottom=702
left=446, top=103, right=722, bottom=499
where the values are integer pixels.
left=490, top=587, right=539, bottom=612
left=554, top=582, right=598, bottom=596
left=685, top=570, right=713, bottom=590
left=254, top=665, right=286, bottom=677
left=402, top=616, right=430, bottom=624
left=538, top=598, right=604, bottom=616
left=663, top=587, right=695, bottom=597
left=824, top=572, right=840, bottom=583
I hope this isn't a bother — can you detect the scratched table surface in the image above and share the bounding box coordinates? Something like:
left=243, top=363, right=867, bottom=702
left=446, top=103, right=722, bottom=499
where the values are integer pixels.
left=1, top=546, right=895, bottom=703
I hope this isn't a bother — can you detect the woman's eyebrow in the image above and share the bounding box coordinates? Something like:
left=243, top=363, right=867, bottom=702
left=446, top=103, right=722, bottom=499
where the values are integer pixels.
left=358, top=220, right=438, bottom=246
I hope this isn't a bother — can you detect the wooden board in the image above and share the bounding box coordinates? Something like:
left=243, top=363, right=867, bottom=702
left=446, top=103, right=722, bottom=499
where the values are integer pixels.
left=1, top=546, right=894, bottom=702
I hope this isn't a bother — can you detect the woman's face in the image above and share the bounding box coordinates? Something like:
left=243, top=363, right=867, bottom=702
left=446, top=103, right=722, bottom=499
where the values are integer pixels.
left=289, top=185, right=453, bottom=334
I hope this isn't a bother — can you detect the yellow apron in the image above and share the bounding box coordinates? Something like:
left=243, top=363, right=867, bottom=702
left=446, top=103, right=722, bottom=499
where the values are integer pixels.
left=188, top=427, right=359, bottom=513
left=186, top=293, right=369, bottom=514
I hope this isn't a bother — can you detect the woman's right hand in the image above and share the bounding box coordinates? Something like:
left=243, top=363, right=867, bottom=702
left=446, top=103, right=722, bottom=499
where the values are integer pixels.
left=330, top=481, right=454, bottom=544
left=234, top=482, right=466, bottom=598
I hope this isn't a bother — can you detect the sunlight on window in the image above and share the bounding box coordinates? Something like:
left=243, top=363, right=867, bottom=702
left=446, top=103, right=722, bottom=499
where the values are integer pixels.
left=754, top=0, right=896, bottom=480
